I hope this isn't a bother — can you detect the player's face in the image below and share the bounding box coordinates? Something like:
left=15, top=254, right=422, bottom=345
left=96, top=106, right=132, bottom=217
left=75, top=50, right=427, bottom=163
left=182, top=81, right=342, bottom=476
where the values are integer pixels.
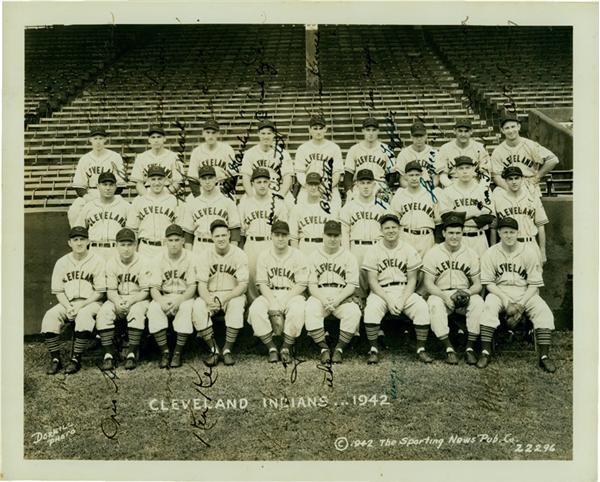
left=456, top=164, right=475, bottom=182
left=306, top=182, right=321, bottom=198
left=252, top=177, right=270, bottom=196
left=148, top=134, right=165, bottom=150
left=98, top=181, right=117, bottom=198
left=148, top=175, right=166, bottom=194
left=506, top=175, right=523, bottom=192
left=411, top=134, right=427, bottom=148
left=258, top=128, right=275, bottom=147
left=90, top=135, right=107, bottom=150
left=117, top=241, right=136, bottom=261
left=272, top=232, right=289, bottom=250
left=455, top=127, right=471, bottom=145
left=499, top=227, right=518, bottom=247
left=443, top=226, right=463, bottom=248
left=165, top=235, right=185, bottom=255
left=212, top=227, right=230, bottom=250
left=405, top=170, right=422, bottom=188
left=199, top=175, right=217, bottom=192
left=362, top=127, right=379, bottom=143
left=357, top=179, right=375, bottom=198
left=309, top=125, right=327, bottom=141
left=324, top=233, right=341, bottom=250
left=68, top=236, right=89, bottom=254
left=203, top=128, right=218, bottom=145
left=381, top=221, right=400, bottom=241
left=501, top=121, right=521, bottom=141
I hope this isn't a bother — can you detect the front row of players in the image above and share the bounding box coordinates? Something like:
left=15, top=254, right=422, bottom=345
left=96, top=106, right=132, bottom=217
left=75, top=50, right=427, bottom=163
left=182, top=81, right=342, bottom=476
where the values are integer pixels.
left=41, top=212, right=556, bottom=375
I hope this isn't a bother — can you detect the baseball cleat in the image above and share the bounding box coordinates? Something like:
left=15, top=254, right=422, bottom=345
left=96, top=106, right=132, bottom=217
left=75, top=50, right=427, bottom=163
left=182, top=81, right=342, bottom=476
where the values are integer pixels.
left=170, top=352, right=182, bottom=368
left=445, top=350, right=459, bottom=365
left=538, top=356, right=556, bottom=373
left=331, top=348, right=343, bottom=364
left=65, top=357, right=81, bottom=374
left=476, top=353, right=490, bottom=369
left=124, top=355, right=137, bottom=370
left=222, top=351, right=235, bottom=366
left=417, top=349, right=433, bottom=364
left=465, top=349, right=478, bottom=366
left=101, top=354, right=115, bottom=371
left=280, top=348, right=292, bottom=364
left=46, top=358, right=63, bottom=375
left=268, top=349, right=279, bottom=363
left=204, top=350, right=220, bottom=367
left=367, top=348, right=379, bottom=364
left=159, top=350, right=171, bottom=369
left=319, top=348, right=331, bottom=364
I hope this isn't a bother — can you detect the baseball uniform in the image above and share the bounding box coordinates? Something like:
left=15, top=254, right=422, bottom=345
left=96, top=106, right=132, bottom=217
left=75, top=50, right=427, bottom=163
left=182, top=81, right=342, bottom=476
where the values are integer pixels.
left=289, top=201, right=339, bottom=256
left=130, top=148, right=184, bottom=188
left=395, top=144, right=438, bottom=184
left=241, top=144, right=293, bottom=196
left=344, top=141, right=394, bottom=199
left=436, top=139, right=490, bottom=186
left=188, top=141, right=236, bottom=184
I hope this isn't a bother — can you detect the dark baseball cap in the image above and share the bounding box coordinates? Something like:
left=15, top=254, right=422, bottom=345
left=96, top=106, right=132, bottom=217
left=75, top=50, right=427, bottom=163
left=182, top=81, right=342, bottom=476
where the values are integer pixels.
left=257, top=119, right=276, bottom=131
left=411, top=122, right=427, bottom=135
left=90, top=127, right=108, bottom=137
left=404, top=160, right=422, bottom=173
left=455, top=118, right=473, bottom=129
left=210, top=219, right=229, bottom=233
left=198, top=165, right=217, bottom=178
left=497, top=216, right=519, bottom=230
left=98, top=171, right=117, bottom=184
left=306, top=172, right=322, bottom=185
left=147, top=165, right=166, bottom=177
left=116, top=228, right=136, bottom=243
left=323, top=220, right=342, bottom=236
left=251, top=167, right=271, bottom=181
left=271, top=220, right=290, bottom=235
left=379, top=213, right=400, bottom=226
left=309, top=115, right=326, bottom=127
left=165, top=224, right=184, bottom=238
left=147, top=125, right=166, bottom=136
left=500, top=114, right=521, bottom=127
left=441, top=211, right=466, bottom=228
left=454, top=156, right=475, bottom=167
left=69, top=226, right=89, bottom=239
left=362, top=117, right=379, bottom=129
left=502, top=166, right=524, bottom=178
left=203, top=119, right=220, bottom=131
left=356, top=169, right=375, bottom=181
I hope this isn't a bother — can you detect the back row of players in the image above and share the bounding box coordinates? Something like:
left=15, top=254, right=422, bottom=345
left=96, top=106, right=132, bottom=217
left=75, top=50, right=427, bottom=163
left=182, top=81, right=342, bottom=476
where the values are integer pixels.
left=42, top=114, right=559, bottom=375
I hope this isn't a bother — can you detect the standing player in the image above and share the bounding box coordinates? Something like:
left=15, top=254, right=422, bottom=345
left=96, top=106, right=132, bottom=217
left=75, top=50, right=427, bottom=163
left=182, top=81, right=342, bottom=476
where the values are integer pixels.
left=130, top=126, right=184, bottom=196
left=147, top=224, right=197, bottom=368
left=422, top=213, right=485, bottom=365
left=294, top=115, right=343, bottom=211
left=437, top=156, right=494, bottom=256
left=491, top=166, right=548, bottom=263
left=188, top=119, right=237, bottom=197
left=192, top=219, right=249, bottom=367
left=436, top=118, right=490, bottom=187
left=182, top=165, right=241, bottom=256
left=395, top=121, right=438, bottom=189
left=289, top=172, right=339, bottom=256
left=491, top=114, right=559, bottom=197
left=126, top=165, right=181, bottom=260
left=41, top=226, right=106, bottom=374
left=362, top=214, right=432, bottom=364
left=75, top=171, right=130, bottom=261
left=68, top=127, right=127, bottom=227
left=478, top=217, right=556, bottom=372
left=95, top=228, right=152, bottom=370
left=248, top=220, right=308, bottom=363
left=305, top=220, right=361, bottom=364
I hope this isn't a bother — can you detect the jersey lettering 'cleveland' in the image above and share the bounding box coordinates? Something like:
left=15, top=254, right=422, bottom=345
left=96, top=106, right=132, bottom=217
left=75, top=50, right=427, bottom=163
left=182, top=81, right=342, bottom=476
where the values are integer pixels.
left=289, top=202, right=339, bottom=241
left=239, top=195, right=288, bottom=238
left=491, top=187, right=548, bottom=238
left=51, top=251, right=106, bottom=301
left=76, top=196, right=130, bottom=242
left=308, top=248, right=359, bottom=290
left=196, top=245, right=249, bottom=293
left=182, top=193, right=240, bottom=239
left=390, top=187, right=439, bottom=229
left=127, top=192, right=180, bottom=241
left=480, top=243, right=543, bottom=288
left=490, top=138, right=555, bottom=180
left=345, top=142, right=392, bottom=181
left=106, top=253, right=152, bottom=295
left=339, top=198, right=387, bottom=242
left=150, top=250, right=196, bottom=295
left=422, top=244, right=480, bottom=290
left=256, top=247, right=308, bottom=290
left=363, top=241, right=421, bottom=287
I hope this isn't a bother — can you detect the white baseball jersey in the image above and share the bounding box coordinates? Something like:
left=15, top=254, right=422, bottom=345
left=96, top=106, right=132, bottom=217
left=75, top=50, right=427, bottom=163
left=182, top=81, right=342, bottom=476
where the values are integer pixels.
left=491, top=188, right=548, bottom=239
left=196, top=245, right=249, bottom=293
left=126, top=192, right=181, bottom=241
left=422, top=243, right=480, bottom=290
left=239, top=194, right=288, bottom=238
left=390, top=187, right=439, bottom=229
left=308, top=248, right=359, bottom=292
left=106, top=253, right=152, bottom=295
left=438, top=181, right=493, bottom=230
left=241, top=144, right=293, bottom=193
left=182, top=193, right=240, bottom=240
left=188, top=142, right=236, bottom=182
left=395, top=144, right=437, bottom=181
left=289, top=201, right=339, bottom=242
left=339, top=198, right=387, bottom=242
left=72, top=149, right=127, bottom=189
left=491, top=138, right=556, bottom=185
left=150, top=249, right=197, bottom=294
left=362, top=240, right=421, bottom=286
left=256, top=247, right=309, bottom=290
left=481, top=243, right=544, bottom=288
left=75, top=196, right=130, bottom=242
left=436, top=139, right=490, bottom=180
left=51, top=251, right=106, bottom=300
left=130, top=149, right=184, bottom=185
left=295, top=139, right=343, bottom=181
left=344, top=141, right=393, bottom=181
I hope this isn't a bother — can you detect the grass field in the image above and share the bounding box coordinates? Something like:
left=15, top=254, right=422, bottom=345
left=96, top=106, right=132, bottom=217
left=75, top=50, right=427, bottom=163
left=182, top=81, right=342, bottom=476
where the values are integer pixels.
left=24, top=325, right=572, bottom=461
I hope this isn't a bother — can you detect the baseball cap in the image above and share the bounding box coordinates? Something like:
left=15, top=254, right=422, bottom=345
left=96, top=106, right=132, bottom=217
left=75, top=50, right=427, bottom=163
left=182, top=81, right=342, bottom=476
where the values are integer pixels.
left=404, top=160, right=422, bottom=173
left=379, top=213, right=400, bottom=226
left=116, top=228, right=136, bottom=243
left=454, top=156, right=475, bottom=167
left=89, top=127, right=108, bottom=137
left=306, top=172, right=323, bottom=185
left=97, top=171, right=117, bottom=184
left=502, top=166, right=524, bottom=179
left=411, top=121, right=427, bottom=135
left=165, top=224, right=184, bottom=238
left=251, top=167, right=271, bottom=181
left=271, top=220, right=290, bottom=235
left=497, top=216, right=519, bottom=230
left=69, top=226, right=89, bottom=239
left=356, top=169, right=375, bottom=181
left=198, top=165, right=217, bottom=178
left=323, top=220, right=342, bottom=236
left=454, top=118, right=473, bottom=129
left=147, top=165, right=166, bottom=177
left=500, top=114, right=520, bottom=127
left=441, top=211, right=466, bottom=228
left=257, top=119, right=276, bottom=131
left=362, top=117, right=379, bottom=129
left=203, top=119, right=220, bottom=131
left=210, top=219, right=229, bottom=233
left=147, top=125, right=166, bottom=136
left=309, top=115, right=326, bottom=127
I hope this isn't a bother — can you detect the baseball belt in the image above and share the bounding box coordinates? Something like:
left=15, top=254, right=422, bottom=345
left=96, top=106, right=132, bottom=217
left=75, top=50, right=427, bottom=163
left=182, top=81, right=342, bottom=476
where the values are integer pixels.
left=196, top=237, right=214, bottom=243
left=380, top=281, right=407, bottom=288
left=517, top=237, right=534, bottom=242
left=402, top=227, right=432, bottom=235
left=270, top=287, right=289, bottom=290
left=303, top=237, right=323, bottom=243
left=352, top=240, right=375, bottom=245
left=90, top=241, right=116, bottom=248
left=462, top=230, right=484, bottom=237
left=248, top=236, right=270, bottom=241
left=318, top=283, right=344, bottom=288
left=139, top=239, right=163, bottom=246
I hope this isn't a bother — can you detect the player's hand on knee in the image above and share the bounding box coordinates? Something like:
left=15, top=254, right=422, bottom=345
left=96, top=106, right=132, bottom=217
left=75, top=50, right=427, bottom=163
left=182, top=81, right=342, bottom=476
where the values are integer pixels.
left=442, top=294, right=455, bottom=311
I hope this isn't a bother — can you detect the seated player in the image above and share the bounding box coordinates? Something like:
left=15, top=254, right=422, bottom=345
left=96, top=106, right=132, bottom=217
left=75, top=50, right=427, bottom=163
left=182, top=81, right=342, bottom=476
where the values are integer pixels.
left=41, top=226, right=106, bottom=375
left=479, top=217, right=556, bottom=372
left=248, top=221, right=308, bottom=363
left=363, top=214, right=432, bottom=364
left=422, top=212, right=485, bottom=365
left=305, top=220, right=361, bottom=364
left=192, top=220, right=249, bottom=367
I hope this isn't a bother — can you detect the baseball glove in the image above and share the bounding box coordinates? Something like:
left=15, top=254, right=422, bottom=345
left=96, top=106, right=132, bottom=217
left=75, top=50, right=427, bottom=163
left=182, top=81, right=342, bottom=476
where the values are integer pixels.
left=268, top=310, right=284, bottom=336
left=472, top=213, right=496, bottom=229
left=451, top=289, right=470, bottom=315
left=505, top=303, right=525, bottom=329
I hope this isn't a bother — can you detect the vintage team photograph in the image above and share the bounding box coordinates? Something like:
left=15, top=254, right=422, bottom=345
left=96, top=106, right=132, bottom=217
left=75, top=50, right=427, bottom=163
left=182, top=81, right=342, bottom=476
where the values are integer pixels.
left=14, top=6, right=582, bottom=470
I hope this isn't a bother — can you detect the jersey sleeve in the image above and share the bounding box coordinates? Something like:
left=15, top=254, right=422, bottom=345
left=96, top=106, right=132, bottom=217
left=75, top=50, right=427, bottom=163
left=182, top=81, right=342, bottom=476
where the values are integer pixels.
left=344, top=145, right=357, bottom=173
left=105, top=260, right=119, bottom=291
left=130, top=154, right=145, bottom=183
left=240, top=151, right=253, bottom=176
left=274, top=198, right=288, bottom=223
left=234, top=250, right=250, bottom=283
left=255, top=252, right=268, bottom=285
left=195, top=256, right=210, bottom=284
left=227, top=199, right=241, bottom=229
left=74, top=202, right=90, bottom=228
left=188, top=148, right=200, bottom=179
left=435, top=144, right=450, bottom=175
left=490, top=146, right=504, bottom=178
left=525, top=248, right=544, bottom=286
left=126, top=198, right=141, bottom=230
left=280, top=150, right=293, bottom=176
left=394, top=150, right=407, bottom=175
left=181, top=200, right=195, bottom=234
left=294, top=253, right=309, bottom=286
left=436, top=188, right=452, bottom=214
left=92, top=257, right=107, bottom=292
left=534, top=197, right=549, bottom=226
left=294, top=144, right=308, bottom=176
left=308, top=258, right=318, bottom=285
left=345, top=252, right=360, bottom=287
left=50, top=258, right=66, bottom=294
left=184, top=255, right=197, bottom=286
left=362, top=248, right=378, bottom=272
left=421, top=249, right=437, bottom=277
left=148, top=262, right=163, bottom=290
left=332, top=144, right=344, bottom=175
left=338, top=204, right=351, bottom=226
left=111, top=154, right=127, bottom=187
left=479, top=250, right=496, bottom=285
left=224, top=145, right=238, bottom=177
left=469, top=251, right=481, bottom=278
left=288, top=206, right=300, bottom=241
left=406, top=245, right=422, bottom=272
left=138, top=260, right=153, bottom=291
left=71, top=157, right=88, bottom=189
left=171, top=157, right=184, bottom=184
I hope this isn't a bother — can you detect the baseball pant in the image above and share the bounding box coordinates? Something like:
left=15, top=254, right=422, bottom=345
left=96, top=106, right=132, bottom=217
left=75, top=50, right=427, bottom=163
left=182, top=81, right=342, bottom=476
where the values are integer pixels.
left=244, top=239, right=271, bottom=302
left=428, top=290, right=484, bottom=338
left=481, top=286, right=554, bottom=330
left=305, top=295, right=361, bottom=334
left=138, top=242, right=164, bottom=261
left=248, top=292, right=305, bottom=338
left=89, top=246, right=117, bottom=262
left=193, top=292, right=246, bottom=331
left=41, top=300, right=102, bottom=334
left=364, top=287, right=429, bottom=326
left=461, top=230, right=489, bottom=257
left=146, top=296, right=193, bottom=334
left=96, top=298, right=150, bottom=331
left=399, top=230, right=435, bottom=259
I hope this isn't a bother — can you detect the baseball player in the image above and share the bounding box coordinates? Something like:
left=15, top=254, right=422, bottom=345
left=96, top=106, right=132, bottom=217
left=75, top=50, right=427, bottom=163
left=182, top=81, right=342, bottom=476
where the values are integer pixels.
left=147, top=224, right=197, bottom=368
left=238, top=167, right=288, bottom=302
left=305, top=220, right=361, bottom=364
left=343, top=117, right=395, bottom=202
left=248, top=220, right=308, bottom=363
left=294, top=115, right=343, bottom=211
left=75, top=171, right=130, bottom=261
left=491, top=166, right=548, bottom=264
left=41, top=226, right=106, bottom=375
left=130, top=125, right=184, bottom=196
left=437, top=156, right=494, bottom=256
left=289, top=172, right=339, bottom=256
left=241, top=119, right=293, bottom=199
left=67, top=127, right=127, bottom=227
left=188, top=119, right=237, bottom=197
left=479, top=216, right=556, bottom=372
left=436, top=118, right=490, bottom=187
left=422, top=212, right=485, bottom=365
left=126, top=165, right=182, bottom=260
left=395, top=121, right=438, bottom=189
left=182, top=165, right=241, bottom=256
left=363, top=214, right=432, bottom=364
left=95, top=228, right=152, bottom=370
left=192, top=219, right=249, bottom=367
left=490, top=114, right=559, bottom=197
